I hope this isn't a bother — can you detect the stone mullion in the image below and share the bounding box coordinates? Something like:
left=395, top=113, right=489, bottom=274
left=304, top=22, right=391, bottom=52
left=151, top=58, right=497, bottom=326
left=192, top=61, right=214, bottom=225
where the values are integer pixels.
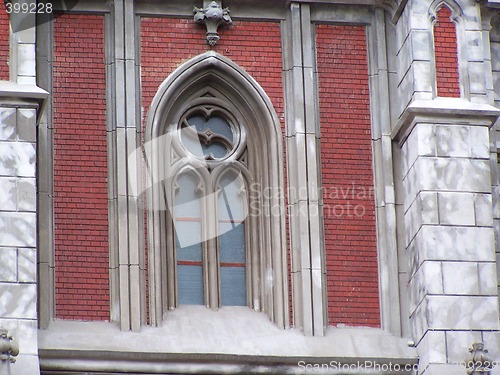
left=367, top=8, right=403, bottom=336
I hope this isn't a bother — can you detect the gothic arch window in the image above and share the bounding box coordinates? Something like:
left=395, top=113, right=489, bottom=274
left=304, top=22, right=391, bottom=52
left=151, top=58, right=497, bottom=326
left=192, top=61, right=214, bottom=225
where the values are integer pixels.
left=168, top=101, right=250, bottom=308
left=144, top=52, right=288, bottom=328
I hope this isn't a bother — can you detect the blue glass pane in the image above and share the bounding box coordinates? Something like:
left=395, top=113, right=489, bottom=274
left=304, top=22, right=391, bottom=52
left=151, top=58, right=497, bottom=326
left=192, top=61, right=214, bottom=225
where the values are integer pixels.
left=201, top=142, right=227, bottom=159
left=175, top=172, right=203, bottom=305
left=220, top=267, right=246, bottom=306
left=174, top=221, right=202, bottom=253
left=219, top=224, right=245, bottom=263
left=177, top=265, right=204, bottom=305
left=176, top=234, right=202, bottom=262
left=188, top=115, right=233, bottom=142
left=182, top=115, right=234, bottom=159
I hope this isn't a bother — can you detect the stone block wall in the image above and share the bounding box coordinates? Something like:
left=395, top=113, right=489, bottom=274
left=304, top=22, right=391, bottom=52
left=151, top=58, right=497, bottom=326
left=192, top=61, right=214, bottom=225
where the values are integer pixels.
left=394, top=0, right=491, bottom=121
left=0, top=9, right=46, bottom=375
left=392, top=1, right=500, bottom=373
left=395, top=84, right=500, bottom=374
left=401, top=118, right=499, bottom=374
left=0, top=95, right=45, bottom=374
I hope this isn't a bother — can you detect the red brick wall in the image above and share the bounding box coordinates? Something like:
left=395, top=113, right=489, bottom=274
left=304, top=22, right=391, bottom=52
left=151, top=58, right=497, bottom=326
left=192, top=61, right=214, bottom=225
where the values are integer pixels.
left=141, top=18, right=283, bottom=127
left=0, top=3, right=9, bottom=80
left=53, top=14, right=109, bottom=320
left=434, top=6, right=460, bottom=97
left=316, top=24, right=380, bottom=327
left=141, top=17, right=287, bottom=316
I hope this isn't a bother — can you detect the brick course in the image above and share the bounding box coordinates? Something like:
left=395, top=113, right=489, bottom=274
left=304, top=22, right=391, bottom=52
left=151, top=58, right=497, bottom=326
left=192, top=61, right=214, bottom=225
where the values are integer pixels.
left=316, top=24, right=380, bottom=327
left=434, top=6, right=461, bottom=97
left=53, top=14, right=109, bottom=320
left=0, top=3, right=9, bottom=80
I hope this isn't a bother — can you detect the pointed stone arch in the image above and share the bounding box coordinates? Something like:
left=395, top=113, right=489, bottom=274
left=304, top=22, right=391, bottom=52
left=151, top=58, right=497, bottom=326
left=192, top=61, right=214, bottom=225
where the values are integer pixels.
left=144, top=51, right=288, bottom=328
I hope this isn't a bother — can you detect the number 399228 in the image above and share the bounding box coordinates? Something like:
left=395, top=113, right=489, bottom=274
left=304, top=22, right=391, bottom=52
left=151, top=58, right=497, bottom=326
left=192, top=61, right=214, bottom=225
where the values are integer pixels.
left=5, top=2, right=53, bottom=13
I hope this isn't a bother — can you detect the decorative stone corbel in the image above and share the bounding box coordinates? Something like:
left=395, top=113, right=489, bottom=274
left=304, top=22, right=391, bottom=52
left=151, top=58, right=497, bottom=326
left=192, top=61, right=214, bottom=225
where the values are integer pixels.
left=465, top=342, right=493, bottom=375
left=0, top=329, right=19, bottom=363
left=193, top=1, right=232, bottom=46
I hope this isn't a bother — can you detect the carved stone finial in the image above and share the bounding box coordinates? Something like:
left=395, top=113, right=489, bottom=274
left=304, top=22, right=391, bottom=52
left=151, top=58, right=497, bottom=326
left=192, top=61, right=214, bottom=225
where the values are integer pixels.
left=193, top=1, right=232, bottom=46
left=0, top=329, right=19, bottom=364
left=466, top=342, right=493, bottom=375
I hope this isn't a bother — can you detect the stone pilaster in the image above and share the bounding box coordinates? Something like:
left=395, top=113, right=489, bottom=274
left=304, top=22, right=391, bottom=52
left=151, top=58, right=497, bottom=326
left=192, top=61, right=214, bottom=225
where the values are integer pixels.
left=283, top=2, right=326, bottom=336
left=108, top=0, right=146, bottom=331
left=393, top=100, right=500, bottom=375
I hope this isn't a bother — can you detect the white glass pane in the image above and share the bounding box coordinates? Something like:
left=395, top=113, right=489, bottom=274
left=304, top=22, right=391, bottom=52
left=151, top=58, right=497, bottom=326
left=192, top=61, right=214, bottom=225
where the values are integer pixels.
left=174, top=174, right=201, bottom=218
left=218, top=173, right=245, bottom=221
left=175, top=221, right=202, bottom=252
left=175, top=172, right=203, bottom=305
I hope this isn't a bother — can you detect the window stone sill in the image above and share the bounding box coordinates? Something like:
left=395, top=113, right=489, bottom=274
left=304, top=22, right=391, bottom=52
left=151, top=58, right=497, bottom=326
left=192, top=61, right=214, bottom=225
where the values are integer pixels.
left=38, top=306, right=417, bottom=374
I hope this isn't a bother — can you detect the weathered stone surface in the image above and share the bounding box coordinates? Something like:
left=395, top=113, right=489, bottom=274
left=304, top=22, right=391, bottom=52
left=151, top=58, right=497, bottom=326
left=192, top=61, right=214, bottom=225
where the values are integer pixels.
left=404, top=158, right=492, bottom=210
left=469, top=126, right=489, bottom=159
left=0, top=283, right=36, bottom=319
left=416, top=330, right=446, bottom=371
left=409, top=226, right=495, bottom=276
left=10, top=354, right=40, bottom=375
left=16, top=178, right=35, bottom=212
left=478, top=262, right=498, bottom=295
left=0, top=177, right=17, bottom=211
left=0, top=212, right=36, bottom=248
left=426, top=295, right=499, bottom=331
left=0, top=142, right=36, bottom=178
left=437, top=192, right=475, bottom=226
left=436, top=125, right=469, bottom=158
left=445, top=330, right=482, bottom=364
left=442, top=262, right=479, bottom=295
left=0, top=248, right=17, bottom=282
left=402, top=123, right=436, bottom=176
left=474, top=193, right=494, bottom=226
left=17, top=248, right=36, bottom=283
left=17, top=109, right=36, bottom=142
left=0, top=108, right=16, bottom=141
left=17, top=44, right=36, bottom=78
left=408, top=261, right=443, bottom=314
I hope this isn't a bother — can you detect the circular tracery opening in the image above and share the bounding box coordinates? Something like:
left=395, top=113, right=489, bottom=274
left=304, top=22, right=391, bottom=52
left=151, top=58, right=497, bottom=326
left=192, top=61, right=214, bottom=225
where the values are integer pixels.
left=179, top=106, right=242, bottom=161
